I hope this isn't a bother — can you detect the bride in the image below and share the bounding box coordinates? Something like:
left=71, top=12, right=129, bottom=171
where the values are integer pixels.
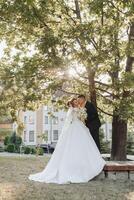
left=28, top=98, right=106, bottom=184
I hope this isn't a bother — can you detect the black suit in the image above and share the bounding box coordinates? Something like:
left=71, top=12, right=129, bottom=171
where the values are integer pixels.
left=85, top=101, right=101, bottom=151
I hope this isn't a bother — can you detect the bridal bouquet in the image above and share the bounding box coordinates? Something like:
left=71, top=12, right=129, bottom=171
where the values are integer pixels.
left=77, top=108, right=87, bottom=123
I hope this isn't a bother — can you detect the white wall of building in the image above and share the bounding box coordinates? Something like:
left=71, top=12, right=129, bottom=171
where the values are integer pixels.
left=23, top=111, right=36, bottom=145
left=22, top=106, right=66, bottom=146
left=21, top=106, right=112, bottom=146
left=43, top=106, right=66, bottom=145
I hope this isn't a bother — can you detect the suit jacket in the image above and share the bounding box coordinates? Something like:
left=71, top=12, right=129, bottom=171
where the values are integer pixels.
left=85, top=101, right=101, bottom=131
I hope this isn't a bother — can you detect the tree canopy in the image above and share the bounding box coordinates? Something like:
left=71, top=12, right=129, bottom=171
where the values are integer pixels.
left=0, top=0, right=134, bottom=160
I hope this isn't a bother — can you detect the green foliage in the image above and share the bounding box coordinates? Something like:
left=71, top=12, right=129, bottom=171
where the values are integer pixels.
left=1, top=1, right=134, bottom=117
left=4, top=136, right=10, bottom=145
left=36, top=147, right=44, bottom=155
left=100, top=128, right=111, bottom=154
left=24, top=146, right=31, bottom=154
left=23, top=146, right=43, bottom=155
left=0, top=0, right=133, bottom=162
left=30, top=147, right=36, bottom=154
left=9, top=132, right=16, bottom=144
left=8, top=132, right=22, bottom=146
left=127, top=131, right=134, bottom=155
left=4, top=132, right=22, bottom=153
left=7, top=144, right=15, bottom=153
left=0, top=146, right=4, bottom=152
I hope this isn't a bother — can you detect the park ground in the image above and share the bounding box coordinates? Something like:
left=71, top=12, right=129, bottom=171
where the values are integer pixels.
left=0, top=155, right=134, bottom=200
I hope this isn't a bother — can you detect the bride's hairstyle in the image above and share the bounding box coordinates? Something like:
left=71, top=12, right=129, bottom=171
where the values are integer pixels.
left=78, top=94, right=86, bottom=99
left=67, top=98, right=77, bottom=107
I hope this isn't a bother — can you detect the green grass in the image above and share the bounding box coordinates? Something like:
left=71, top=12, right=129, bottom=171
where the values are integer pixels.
left=0, top=156, right=134, bottom=200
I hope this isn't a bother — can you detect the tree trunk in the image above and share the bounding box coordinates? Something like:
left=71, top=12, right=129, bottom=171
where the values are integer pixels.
left=74, top=0, right=81, bottom=21
left=87, top=69, right=97, bottom=108
left=111, top=112, right=127, bottom=160
left=111, top=22, right=134, bottom=160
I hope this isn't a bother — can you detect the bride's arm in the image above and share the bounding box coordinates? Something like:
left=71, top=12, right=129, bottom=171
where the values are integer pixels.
left=64, top=107, right=74, bottom=124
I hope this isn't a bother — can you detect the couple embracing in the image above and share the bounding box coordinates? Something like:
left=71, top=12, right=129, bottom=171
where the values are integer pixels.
left=29, top=95, right=106, bottom=184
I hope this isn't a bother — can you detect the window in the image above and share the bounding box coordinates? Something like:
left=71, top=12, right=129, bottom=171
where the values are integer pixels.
left=24, top=116, right=27, bottom=124
left=24, top=131, right=26, bottom=142
left=29, top=115, right=34, bottom=124
left=29, top=131, right=34, bottom=142
left=53, top=117, right=58, bottom=125
left=53, top=130, right=58, bottom=141
left=44, top=116, right=49, bottom=124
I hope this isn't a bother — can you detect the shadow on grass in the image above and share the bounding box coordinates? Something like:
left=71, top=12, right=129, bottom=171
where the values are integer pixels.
left=0, top=156, right=134, bottom=200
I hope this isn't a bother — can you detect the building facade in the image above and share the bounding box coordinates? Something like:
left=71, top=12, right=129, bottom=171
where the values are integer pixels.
left=21, top=106, right=112, bottom=146
left=21, top=106, right=66, bottom=146
left=101, top=122, right=112, bottom=141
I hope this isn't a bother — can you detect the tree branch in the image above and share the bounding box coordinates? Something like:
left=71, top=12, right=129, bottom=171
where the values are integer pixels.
left=73, top=78, right=89, bottom=86
left=96, top=91, right=113, bottom=103
left=74, top=68, right=88, bottom=79
left=95, top=87, right=114, bottom=96
left=97, top=106, right=113, bottom=116
left=107, top=1, right=127, bottom=15
left=57, top=88, right=80, bottom=96
left=74, top=0, right=82, bottom=22
left=95, top=80, right=111, bottom=87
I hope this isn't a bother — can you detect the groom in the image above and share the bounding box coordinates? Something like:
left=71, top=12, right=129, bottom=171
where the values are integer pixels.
left=77, top=94, right=101, bottom=152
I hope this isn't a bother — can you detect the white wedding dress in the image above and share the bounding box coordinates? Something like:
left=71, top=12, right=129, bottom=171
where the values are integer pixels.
left=28, top=107, right=106, bottom=184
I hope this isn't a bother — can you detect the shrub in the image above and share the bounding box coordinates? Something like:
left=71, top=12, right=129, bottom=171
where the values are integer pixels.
left=15, top=135, right=22, bottom=146
left=0, top=146, right=4, bottom=152
left=9, top=132, right=16, bottom=144
left=36, top=147, right=44, bottom=156
left=19, top=145, right=25, bottom=154
left=15, top=145, right=21, bottom=153
left=31, top=148, right=36, bottom=154
left=4, top=136, right=10, bottom=145
left=127, top=132, right=134, bottom=155
left=101, top=141, right=110, bottom=154
left=7, top=144, right=15, bottom=153
left=24, top=146, right=31, bottom=154
left=4, top=132, right=22, bottom=153
left=4, top=145, right=8, bottom=152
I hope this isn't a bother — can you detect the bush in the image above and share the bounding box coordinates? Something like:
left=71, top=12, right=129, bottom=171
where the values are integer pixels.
left=99, top=128, right=111, bottom=153
left=24, top=146, right=31, bottom=154
left=4, top=136, right=10, bottom=145
left=4, top=145, right=7, bottom=152
left=0, top=146, right=4, bottom=152
left=127, top=132, right=134, bottom=155
left=15, top=145, right=21, bottom=153
left=101, top=141, right=110, bottom=154
left=31, top=148, right=36, bottom=154
left=7, top=144, right=15, bottom=153
left=15, top=135, right=22, bottom=146
left=4, top=132, right=22, bottom=153
left=36, top=147, right=44, bottom=156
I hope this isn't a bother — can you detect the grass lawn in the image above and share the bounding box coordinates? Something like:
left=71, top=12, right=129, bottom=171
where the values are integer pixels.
left=0, top=155, right=134, bottom=200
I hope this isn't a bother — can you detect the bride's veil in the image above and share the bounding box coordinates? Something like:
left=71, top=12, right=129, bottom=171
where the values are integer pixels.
left=60, top=107, right=73, bottom=135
